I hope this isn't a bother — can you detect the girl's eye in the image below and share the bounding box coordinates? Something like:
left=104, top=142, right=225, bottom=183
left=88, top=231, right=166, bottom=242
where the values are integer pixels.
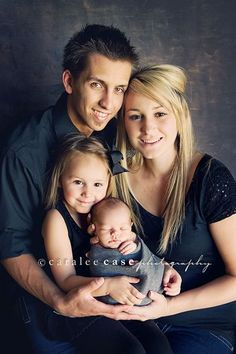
left=128, top=114, right=142, bottom=121
left=74, top=180, right=82, bottom=185
left=94, top=182, right=103, bottom=187
left=90, top=82, right=102, bottom=89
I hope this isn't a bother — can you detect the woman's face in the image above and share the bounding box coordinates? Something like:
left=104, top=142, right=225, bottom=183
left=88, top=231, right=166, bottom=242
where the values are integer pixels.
left=124, top=91, right=178, bottom=160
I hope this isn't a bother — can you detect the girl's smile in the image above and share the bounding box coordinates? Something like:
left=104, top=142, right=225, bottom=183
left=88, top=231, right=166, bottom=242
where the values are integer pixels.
left=60, top=153, right=109, bottom=215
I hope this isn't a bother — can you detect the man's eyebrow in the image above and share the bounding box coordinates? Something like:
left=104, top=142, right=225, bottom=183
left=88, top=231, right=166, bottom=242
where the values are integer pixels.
left=87, top=76, right=104, bottom=83
left=87, top=76, right=128, bottom=87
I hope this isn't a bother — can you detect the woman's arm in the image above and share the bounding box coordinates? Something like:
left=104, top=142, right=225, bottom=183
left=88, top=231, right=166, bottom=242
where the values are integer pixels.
left=116, top=214, right=236, bottom=320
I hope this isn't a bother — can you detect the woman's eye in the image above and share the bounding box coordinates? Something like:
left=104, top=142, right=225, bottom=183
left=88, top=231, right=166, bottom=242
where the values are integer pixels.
left=128, top=114, right=142, bottom=121
left=155, top=112, right=167, bottom=118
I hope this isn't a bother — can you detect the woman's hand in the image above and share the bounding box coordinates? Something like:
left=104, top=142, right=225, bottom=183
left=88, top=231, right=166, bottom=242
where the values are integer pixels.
left=116, top=291, right=171, bottom=321
left=105, top=276, right=145, bottom=306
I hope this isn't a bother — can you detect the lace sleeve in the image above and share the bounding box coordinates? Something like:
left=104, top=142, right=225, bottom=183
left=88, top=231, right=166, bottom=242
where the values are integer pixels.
left=203, top=159, right=236, bottom=224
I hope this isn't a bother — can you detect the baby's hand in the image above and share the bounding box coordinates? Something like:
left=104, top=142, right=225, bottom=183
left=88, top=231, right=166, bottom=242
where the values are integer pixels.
left=118, top=240, right=137, bottom=255
left=106, top=276, right=145, bottom=306
left=87, top=222, right=99, bottom=245
left=162, top=264, right=182, bottom=296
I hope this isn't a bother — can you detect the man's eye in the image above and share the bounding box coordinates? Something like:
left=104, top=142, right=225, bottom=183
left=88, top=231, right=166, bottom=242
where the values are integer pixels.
left=90, top=82, right=102, bottom=89
left=116, top=87, right=125, bottom=94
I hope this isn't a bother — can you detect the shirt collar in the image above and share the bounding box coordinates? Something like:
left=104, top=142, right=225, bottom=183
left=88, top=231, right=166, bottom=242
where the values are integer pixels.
left=51, top=92, right=116, bottom=147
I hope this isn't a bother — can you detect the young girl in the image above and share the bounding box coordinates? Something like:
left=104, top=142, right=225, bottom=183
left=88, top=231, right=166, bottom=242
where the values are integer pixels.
left=42, top=133, right=173, bottom=354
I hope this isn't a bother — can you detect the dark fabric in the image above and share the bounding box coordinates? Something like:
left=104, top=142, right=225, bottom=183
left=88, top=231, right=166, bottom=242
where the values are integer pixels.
left=89, top=237, right=164, bottom=305
left=44, top=309, right=173, bottom=354
left=157, top=323, right=234, bottom=354
left=137, top=154, right=236, bottom=332
left=55, top=200, right=90, bottom=276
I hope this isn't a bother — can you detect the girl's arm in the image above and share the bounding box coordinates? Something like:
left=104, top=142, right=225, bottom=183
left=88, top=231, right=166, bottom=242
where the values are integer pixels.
left=42, top=210, right=144, bottom=305
left=115, top=213, right=236, bottom=320
left=42, top=209, right=94, bottom=292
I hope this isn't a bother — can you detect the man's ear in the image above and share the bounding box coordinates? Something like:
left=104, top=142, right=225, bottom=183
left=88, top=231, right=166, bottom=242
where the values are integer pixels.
left=62, top=70, right=73, bottom=94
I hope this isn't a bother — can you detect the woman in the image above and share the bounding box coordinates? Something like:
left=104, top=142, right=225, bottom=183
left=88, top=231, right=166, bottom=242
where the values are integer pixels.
left=116, top=64, right=236, bottom=354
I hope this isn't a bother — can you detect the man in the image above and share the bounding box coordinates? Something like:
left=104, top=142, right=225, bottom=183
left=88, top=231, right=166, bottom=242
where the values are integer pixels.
left=0, top=24, right=138, bottom=352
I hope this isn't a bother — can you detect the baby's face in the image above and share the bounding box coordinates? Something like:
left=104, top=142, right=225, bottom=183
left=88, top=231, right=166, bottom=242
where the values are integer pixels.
left=94, top=206, right=132, bottom=249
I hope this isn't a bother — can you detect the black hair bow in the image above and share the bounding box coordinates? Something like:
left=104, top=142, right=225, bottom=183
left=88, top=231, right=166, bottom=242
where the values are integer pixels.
left=107, top=147, right=128, bottom=176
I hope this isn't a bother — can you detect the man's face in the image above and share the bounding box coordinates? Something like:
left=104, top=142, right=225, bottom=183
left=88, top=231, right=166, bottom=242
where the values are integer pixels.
left=63, top=54, right=132, bottom=136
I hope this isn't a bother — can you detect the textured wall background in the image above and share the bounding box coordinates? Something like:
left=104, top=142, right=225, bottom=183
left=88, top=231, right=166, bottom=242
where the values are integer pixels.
left=0, top=0, right=235, bottom=176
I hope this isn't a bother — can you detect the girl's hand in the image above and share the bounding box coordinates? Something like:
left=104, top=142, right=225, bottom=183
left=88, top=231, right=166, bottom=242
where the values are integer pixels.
left=106, top=276, right=145, bottom=306
left=118, top=240, right=137, bottom=255
left=163, top=264, right=182, bottom=296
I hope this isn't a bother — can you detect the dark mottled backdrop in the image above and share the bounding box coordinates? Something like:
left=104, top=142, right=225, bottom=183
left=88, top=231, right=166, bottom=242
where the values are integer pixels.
left=0, top=0, right=235, bottom=175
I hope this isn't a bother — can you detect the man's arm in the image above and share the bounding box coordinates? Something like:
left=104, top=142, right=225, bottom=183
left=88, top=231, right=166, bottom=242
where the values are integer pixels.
left=1, top=254, right=130, bottom=318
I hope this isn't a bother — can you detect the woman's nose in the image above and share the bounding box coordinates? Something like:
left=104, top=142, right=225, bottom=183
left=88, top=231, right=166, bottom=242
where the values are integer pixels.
left=141, top=117, right=157, bottom=133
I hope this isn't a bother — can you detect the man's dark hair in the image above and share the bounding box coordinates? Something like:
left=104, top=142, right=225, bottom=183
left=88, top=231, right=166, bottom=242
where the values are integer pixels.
left=63, top=24, right=139, bottom=77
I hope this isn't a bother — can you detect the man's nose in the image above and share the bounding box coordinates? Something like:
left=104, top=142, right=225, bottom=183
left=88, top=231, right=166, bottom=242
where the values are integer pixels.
left=99, top=90, right=113, bottom=110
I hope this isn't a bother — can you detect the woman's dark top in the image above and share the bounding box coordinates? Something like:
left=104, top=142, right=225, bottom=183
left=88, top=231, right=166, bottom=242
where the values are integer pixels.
left=137, top=154, right=236, bottom=331
left=55, top=200, right=90, bottom=277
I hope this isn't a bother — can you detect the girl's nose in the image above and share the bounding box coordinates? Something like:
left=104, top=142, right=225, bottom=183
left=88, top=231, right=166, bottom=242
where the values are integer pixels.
left=81, top=187, right=92, bottom=198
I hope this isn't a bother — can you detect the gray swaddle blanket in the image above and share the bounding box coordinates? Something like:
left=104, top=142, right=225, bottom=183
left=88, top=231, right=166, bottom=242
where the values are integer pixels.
left=89, top=237, right=164, bottom=305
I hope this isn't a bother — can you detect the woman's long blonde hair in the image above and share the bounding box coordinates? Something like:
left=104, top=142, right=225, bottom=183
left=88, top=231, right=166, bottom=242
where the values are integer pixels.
left=45, top=133, right=115, bottom=209
left=116, top=64, right=195, bottom=253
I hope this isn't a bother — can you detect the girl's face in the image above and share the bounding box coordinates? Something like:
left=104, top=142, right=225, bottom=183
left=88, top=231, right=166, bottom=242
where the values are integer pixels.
left=60, top=153, right=109, bottom=215
left=124, top=91, right=178, bottom=160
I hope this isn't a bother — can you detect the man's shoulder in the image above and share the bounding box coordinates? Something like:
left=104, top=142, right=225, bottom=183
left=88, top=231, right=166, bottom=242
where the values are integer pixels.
left=6, top=106, right=54, bottom=152
left=1, top=105, right=57, bottom=173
